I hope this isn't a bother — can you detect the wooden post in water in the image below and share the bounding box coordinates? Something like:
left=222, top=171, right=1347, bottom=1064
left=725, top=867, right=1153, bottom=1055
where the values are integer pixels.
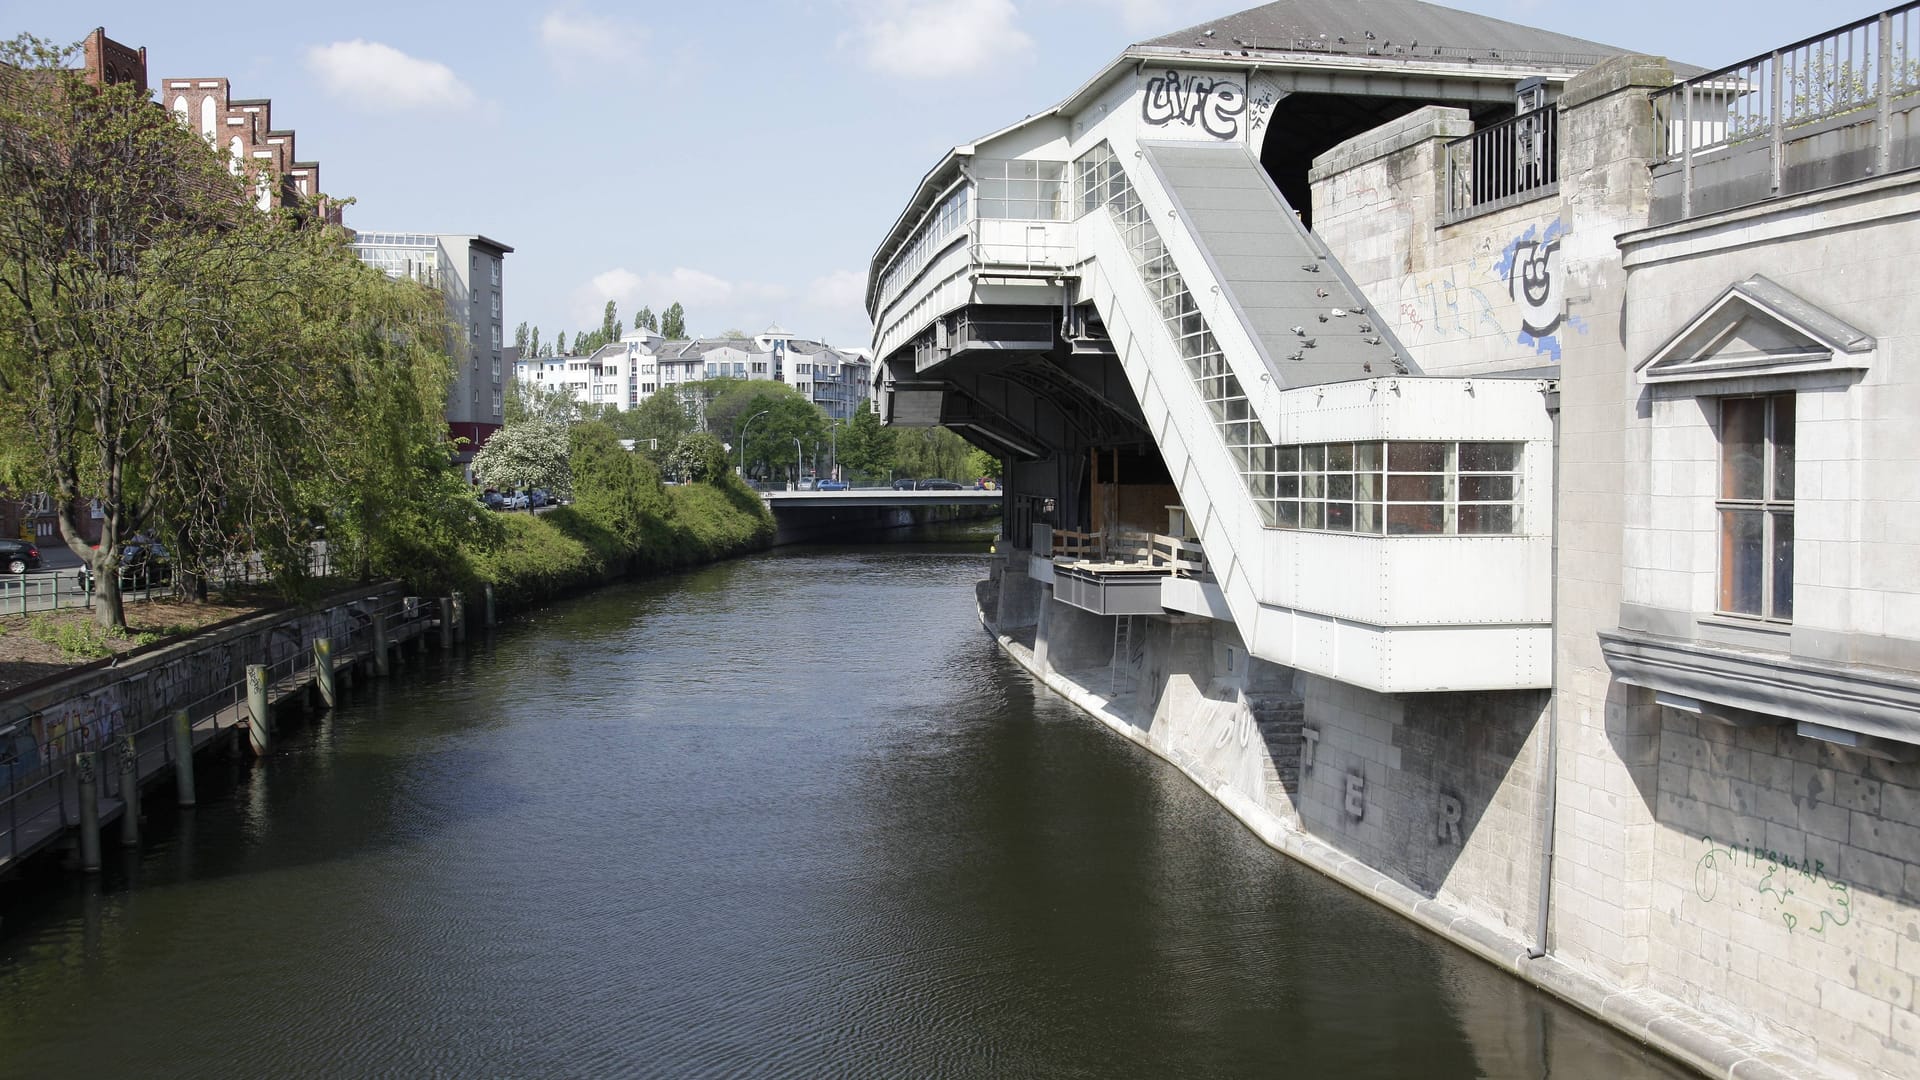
left=438, top=598, right=454, bottom=650
left=246, top=664, right=270, bottom=756
left=484, top=584, right=496, bottom=628
left=372, top=613, right=390, bottom=677
left=118, top=736, right=140, bottom=848
left=314, top=637, right=336, bottom=708
left=76, top=751, right=101, bottom=872
left=172, top=710, right=196, bottom=807
left=450, top=591, right=466, bottom=643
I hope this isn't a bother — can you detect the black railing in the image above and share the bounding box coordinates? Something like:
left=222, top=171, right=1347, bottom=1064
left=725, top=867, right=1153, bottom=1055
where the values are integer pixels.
left=1444, top=104, right=1560, bottom=217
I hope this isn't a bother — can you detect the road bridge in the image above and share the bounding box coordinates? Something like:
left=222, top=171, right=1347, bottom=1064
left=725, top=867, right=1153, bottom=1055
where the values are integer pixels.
left=760, top=488, right=1000, bottom=546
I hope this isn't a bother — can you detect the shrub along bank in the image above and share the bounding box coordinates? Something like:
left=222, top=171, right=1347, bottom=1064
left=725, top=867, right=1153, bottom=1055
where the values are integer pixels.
left=436, top=422, right=773, bottom=611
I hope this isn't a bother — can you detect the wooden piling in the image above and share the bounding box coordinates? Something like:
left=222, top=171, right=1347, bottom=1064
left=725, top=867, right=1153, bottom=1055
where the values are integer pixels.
left=118, top=736, right=139, bottom=848
left=171, top=710, right=196, bottom=807
left=246, top=664, right=270, bottom=756
left=315, top=637, right=336, bottom=708
left=76, top=751, right=101, bottom=873
left=372, top=613, right=390, bottom=677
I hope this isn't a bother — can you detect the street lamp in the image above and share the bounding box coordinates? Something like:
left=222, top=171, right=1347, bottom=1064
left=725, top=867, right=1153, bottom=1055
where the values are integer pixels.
left=792, top=437, right=802, bottom=488
left=739, top=408, right=770, bottom=479
left=828, top=419, right=838, bottom=481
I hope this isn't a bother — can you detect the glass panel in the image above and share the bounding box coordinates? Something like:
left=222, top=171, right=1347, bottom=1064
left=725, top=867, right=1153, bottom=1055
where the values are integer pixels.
left=1300, top=502, right=1324, bottom=529
left=1302, top=474, right=1323, bottom=498
left=1388, top=474, right=1446, bottom=501
left=1327, top=443, right=1353, bottom=470
left=1387, top=505, right=1445, bottom=534
left=1771, top=511, right=1794, bottom=620
left=1327, top=502, right=1353, bottom=531
left=1721, top=397, right=1765, bottom=500
left=1771, top=394, right=1795, bottom=501
left=1458, top=442, right=1517, bottom=472
left=1355, top=472, right=1381, bottom=500
left=1355, top=442, right=1382, bottom=470
left=1719, top=508, right=1764, bottom=614
left=1389, top=442, right=1446, bottom=471
left=1302, top=445, right=1325, bottom=471
left=1459, top=475, right=1515, bottom=501
left=1274, top=502, right=1299, bottom=528
left=1355, top=502, right=1382, bottom=533
left=1458, top=505, right=1515, bottom=534
left=1328, top=475, right=1353, bottom=500
left=1275, top=476, right=1299, bottom=498
left=1275, top=446, right=1299, bottom=471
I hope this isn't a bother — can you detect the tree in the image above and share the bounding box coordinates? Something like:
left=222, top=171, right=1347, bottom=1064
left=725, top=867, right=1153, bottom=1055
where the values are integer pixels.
left=635, top=305, right=657, bottom=333
left=529, top=324, right=542, bottom=357
left=667, top=432, right=728, bottom=483
left=601, top=300, right=618, bottom=343
left=556, top=330, right=568, bottom=355
left=471, top=413, right=572, bottom=497
left=623, top=390, right=695, bottom=451
left=661, top=301, right=687, bottom=339
left=513, top=321, right=529, bottom=355
left=0, top=36, right=452, bottom=626
left=721, top=328, right=748, bottom=339
left=569, top=420, right=669, bottom=551
left=836, top=401, right=892, bottom=482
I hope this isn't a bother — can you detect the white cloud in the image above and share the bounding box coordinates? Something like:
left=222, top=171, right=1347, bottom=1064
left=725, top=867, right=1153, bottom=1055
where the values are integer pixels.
left=304, top=40, right=475, bottom=111
left=539, top=8, right=648, bottom=66
left=1072, top=0, right=1180, bottom=35
left=843, top=0, right=1032, bottom=79
left=805, top=269, right=870, bottom=314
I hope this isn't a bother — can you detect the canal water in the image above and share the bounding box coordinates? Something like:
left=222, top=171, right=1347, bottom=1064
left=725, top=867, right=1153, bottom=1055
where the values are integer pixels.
left=0, top=527, right=1690, bottom=1079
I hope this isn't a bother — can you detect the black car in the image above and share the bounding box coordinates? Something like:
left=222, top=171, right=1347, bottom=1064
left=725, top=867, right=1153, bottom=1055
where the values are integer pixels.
left=0, top=539, right=41, bottom=575
left=75, top=540, right=172, bottom=593
left=916, top=478, right=964, bottom=490
left=891, top=478, right=918, bottom=491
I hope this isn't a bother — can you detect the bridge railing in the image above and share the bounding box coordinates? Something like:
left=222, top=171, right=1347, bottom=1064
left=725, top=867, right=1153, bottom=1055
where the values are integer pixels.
left=1651, top=2, right=1920, bottom=220
left=1041, top=526, right=1210, bottom=578
left=1443, top=104, right=1559, bottom=218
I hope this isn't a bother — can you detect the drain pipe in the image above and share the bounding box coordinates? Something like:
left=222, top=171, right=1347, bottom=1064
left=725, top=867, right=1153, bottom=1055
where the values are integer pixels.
left=1530, top=382, right=1561, bottom=960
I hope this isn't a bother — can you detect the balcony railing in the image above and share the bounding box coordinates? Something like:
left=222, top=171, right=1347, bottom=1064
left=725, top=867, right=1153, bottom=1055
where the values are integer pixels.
left=1652, top=2, right=1920, bottom=220
left=1444, top=104, right=1560, bottom=218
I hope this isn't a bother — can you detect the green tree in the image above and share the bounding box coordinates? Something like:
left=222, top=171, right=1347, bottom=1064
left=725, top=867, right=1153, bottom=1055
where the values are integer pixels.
left=661, top=301, right=687, bottom=339
left=513, top=320, right=529, bottom=355
left=557, top=330, right=568, bottom=355
left=471, top=411, right=572, bottom=497
left=600, top=300, right=619, bottom=343
left=667, top=432, right=728, bottom=483
left=0, top=36, right=472, bottom=625
left=635, top=305, right=657, bottom=333
left=529, top=324, right=543, bottom=357
left=569, top=419, right=668, bottom=551
left=836, top=401, right=892, bottom=482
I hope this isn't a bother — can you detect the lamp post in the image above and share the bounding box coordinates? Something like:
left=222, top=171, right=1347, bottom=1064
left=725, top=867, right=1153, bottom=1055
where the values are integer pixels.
left=739, top=408, right=769, bottom=480
left=792, top=437, right=802, bottom=489
left=828, top=419, right=838, bottom=481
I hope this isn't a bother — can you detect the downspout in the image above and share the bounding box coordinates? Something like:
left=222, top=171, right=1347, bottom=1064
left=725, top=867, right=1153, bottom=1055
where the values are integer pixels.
left=1530, top=382, right=1562, bottom=959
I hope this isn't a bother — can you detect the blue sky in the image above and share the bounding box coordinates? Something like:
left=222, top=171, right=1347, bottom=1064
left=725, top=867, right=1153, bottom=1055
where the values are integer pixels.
left=5, top=0, right=1883, bottom=351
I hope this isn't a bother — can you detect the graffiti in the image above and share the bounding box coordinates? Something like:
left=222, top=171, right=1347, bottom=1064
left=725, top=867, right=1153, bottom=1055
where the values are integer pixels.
left=1694, top=835, right=1853, bottom=935
left=1247, top=81, right=1279, bottom=134
left=1142, top=70, right=1245, bottom=140
left=1436, top=794, right=1463, bottom=845
left=1300, top=726, right=1319, bottom=773
left=1493, top=218, right=1588, bottom=361
left=1345, top=772, right=1366, bottom=819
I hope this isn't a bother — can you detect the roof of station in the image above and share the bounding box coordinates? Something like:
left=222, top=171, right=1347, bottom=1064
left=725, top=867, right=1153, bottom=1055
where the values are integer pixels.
left=1144, top=0, right=1625, bottom=67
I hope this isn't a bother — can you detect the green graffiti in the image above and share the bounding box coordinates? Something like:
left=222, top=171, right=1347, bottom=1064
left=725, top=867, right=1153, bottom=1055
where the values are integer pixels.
left=1695, top=835, right=1852, bottom=935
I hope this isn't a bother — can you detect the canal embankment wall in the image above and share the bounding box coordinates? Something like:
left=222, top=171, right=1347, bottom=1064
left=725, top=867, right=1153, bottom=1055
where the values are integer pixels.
left=979, top=553, right=1813, bottom=1080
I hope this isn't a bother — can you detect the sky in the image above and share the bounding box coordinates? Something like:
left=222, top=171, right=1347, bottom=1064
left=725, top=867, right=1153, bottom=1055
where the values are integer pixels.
left=3, top=0, right=1886, bottom=351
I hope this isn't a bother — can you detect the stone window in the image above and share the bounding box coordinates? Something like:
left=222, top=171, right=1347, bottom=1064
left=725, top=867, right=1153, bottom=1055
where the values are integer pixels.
left=1717, top=393, right=1794, bottom=621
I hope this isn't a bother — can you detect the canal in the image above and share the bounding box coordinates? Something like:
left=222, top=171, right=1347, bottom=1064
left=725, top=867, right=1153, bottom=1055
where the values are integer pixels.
left=0, top=528, right=1690, bottom=1078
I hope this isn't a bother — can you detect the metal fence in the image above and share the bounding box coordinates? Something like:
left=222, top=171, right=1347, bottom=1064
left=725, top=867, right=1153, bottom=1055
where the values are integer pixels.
left=0, top=590, right=430, bottom=865
left=1652, top=3, right=1920, bottom=215
left=1444, top=104, right=1560, bottom=217
left=0, top=546, right=334, bottom=617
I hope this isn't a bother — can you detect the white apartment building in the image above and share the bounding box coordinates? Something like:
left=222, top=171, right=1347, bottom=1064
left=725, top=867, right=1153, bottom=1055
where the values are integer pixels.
left=350, top=231, right=513, bottom=461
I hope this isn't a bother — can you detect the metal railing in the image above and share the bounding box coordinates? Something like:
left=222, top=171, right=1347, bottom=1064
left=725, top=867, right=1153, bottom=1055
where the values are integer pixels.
left=0, top=589, right=429, bottom=864
left=1042, top=525, right=1210, bottom=578
left=1653, top=3, right=1920, bottom=216
left=1444, top=104, right=1560, bottom=217
left=0, top=546, right=335, bottom=617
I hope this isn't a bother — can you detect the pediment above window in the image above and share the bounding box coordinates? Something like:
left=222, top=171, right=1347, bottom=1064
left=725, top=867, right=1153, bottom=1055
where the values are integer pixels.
left=1636, top=275, right=1874, bottom=386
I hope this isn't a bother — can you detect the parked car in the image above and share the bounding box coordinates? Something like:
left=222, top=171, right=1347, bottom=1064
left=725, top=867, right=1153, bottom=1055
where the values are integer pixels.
left=76, top=540, right=171, bottom=593
left=916, top=478, right=964, bottom=490
left=973, top=478, right=999, bottom=490
left=529, top=488, right=551, bottom=508
left=503, top=491, right=531, bottom=510
left=479, top=489, right=506, bottom=511
left=817, top=479, right=849, bottom=491
left=0, top=538, right=41, bottom=575
left=796, top=478, right=817, bottom=491
left=891, top=478, right=918, bottom=491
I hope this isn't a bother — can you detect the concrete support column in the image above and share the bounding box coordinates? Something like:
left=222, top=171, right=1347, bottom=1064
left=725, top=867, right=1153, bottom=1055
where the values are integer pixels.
left=314, top=637, right=336, bottom=708
left=246, top=663, right=270, bottom=756
left=484, top=584, right=496, bottom=628
left=171, top=710, right=196, bottom=807
left=372, top=614, right=390, bottom=677
left=450, top=592, right=466, bottom=643
left=76, top=751, right=100, bottom=873
left=118, top=736, right=139, bottom=848
left=438, top=598, right=454, bottom=650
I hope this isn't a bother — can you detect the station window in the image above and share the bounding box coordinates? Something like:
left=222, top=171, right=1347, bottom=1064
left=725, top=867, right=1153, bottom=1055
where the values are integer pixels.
left=974, top=158, right=1068, bottom=220
left=1718, top=394, right=1794, bottom=620
left=1261, top=441, right=1521, bottom=535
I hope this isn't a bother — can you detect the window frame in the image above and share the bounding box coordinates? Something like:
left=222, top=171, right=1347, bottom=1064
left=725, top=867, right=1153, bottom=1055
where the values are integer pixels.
left=1715, top=393, right=1795, bottom=623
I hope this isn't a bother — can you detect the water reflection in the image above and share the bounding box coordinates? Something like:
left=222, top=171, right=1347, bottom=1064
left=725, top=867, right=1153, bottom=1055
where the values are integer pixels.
left=0, top=530, right=1687, bottom=1078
